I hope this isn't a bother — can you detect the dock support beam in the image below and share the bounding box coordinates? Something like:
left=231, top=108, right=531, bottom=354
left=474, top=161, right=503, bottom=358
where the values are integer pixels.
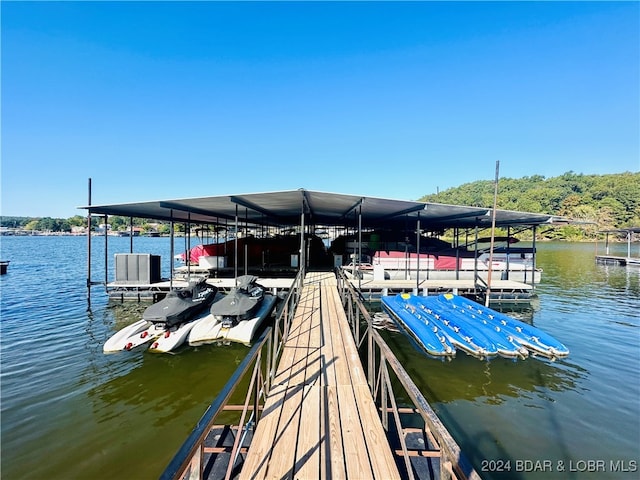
left=86, top=178, right=92, bottom=306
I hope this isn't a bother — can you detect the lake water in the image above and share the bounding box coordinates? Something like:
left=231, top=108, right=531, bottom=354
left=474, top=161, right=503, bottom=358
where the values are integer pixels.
left=1, top=236, right=638, bottom=479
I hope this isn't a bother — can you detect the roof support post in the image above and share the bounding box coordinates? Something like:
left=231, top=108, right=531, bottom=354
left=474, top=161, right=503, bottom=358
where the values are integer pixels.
left=299, top=200, right=306, bottom=277
left=485, top=160, right=500, bottom=307
left=234, top=205, right=239, bottom=282
left=455, top=228, right=460, bottom=281
left=358, top=205, right=362, bottom=291
left=104, top=214, right=108, bottom=289
left=129, top=217, right=134, bottom=252
left=170, top=212, right=175, bottom=291
left=531, top=225, right=537, bottom=289
left=416, top=215, right=421, bottom=291
left=244, top=208, right=249, bottom=276
left=505, top=226, right=511, bottom=280
left=474, top=223, right=479, bottom=293
left=187, top=213, right=191, bottom=280
left=87, top=178, right=92, bottom=306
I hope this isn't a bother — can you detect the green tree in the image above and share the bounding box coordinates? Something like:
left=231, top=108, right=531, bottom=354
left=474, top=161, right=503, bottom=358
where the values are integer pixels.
left=68, top=215, right=87, bottom=227
left=24, top=220, right=39, bottom=231
left=420, top=171, right=640, bottom=234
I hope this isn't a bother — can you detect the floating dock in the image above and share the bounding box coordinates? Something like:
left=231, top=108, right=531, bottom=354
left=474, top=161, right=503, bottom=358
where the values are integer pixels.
left=161, top=271, right=479, bottom=480
left=595, top=254, right=640, bottom=267
left=348, top=276, right=535, bottom=305
left=596, top=227, right=640, bottom=267
left=105, top=277, right=295, bottom=302
left=107, top=271, right=535, bottom=305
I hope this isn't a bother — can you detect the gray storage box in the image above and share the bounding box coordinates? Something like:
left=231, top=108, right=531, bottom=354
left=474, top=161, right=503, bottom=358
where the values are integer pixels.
left=115, top=253, right=161, bottom=284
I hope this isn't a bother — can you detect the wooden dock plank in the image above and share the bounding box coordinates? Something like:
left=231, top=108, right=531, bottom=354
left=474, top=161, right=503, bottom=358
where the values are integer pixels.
left=298, top=280, right=324, bottom=480
left=336, top=384, right=375, bottom=479
left=324, top=284, right=399, bottom=478
left=305, top=283, right=323, bottom=385
left=261, top=384, right=304, bottom=478
left=322, top=286, right=373, bottom=478
left=294, top=384, right=321, bottom=479
left=321, top=285, right=353, bottom=387
left=323, top=385, right=347, bottom=480
left=240, top=272, right=400, bottom=480
left=238, top=384, right=288, bottom=479
left=263, top=288, right=314, bottom=476
left=286, top=286, right=315, bottom=387
left=289, top=273, right=326, bottom=478
left=319, top=284, right=339, bottom=388
left=271, top=285, right=315, bottom=386
left=326, top=285, right=369, bottom=386
left=353, top=384, right=401, bottom=479
left=240, top=286, right=312, bottom=478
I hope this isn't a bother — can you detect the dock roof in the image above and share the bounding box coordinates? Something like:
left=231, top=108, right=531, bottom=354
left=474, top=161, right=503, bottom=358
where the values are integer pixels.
left=81, top=189, right=571, bottom=230
left=599, top=227, right=640, bottom=234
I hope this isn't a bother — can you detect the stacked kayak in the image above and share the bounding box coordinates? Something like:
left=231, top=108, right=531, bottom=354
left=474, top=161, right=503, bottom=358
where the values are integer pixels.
left=434, top=293, right=570, bottom=359
left=380, top=294, right=455, bottom=357
left=381, top=293, right=569, bottom=360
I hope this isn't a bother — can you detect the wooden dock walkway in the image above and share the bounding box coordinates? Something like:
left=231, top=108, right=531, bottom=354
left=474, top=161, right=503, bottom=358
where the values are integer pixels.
left=239, top=271, right=400, bottom=479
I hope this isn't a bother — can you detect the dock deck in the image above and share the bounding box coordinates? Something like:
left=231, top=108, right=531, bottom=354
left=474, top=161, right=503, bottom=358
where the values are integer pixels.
left=239, top=271, right=400, bottom=479
left=160, top=270, right=479, bottom=480
left=352, top=277, right=535, bottom=304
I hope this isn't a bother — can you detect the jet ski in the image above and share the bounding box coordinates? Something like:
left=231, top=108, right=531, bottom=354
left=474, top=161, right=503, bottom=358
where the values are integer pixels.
left=103, top=279, right=218, bottom=353
left=143, top=278, right=217, bottom=328
left=209, top=275, right=265, bottom=329
left=189, top=275, right=277, bottom=346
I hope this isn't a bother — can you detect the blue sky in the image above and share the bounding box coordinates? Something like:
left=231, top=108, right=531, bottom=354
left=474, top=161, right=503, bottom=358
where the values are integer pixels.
left=2, top=1, right=639, bottom=218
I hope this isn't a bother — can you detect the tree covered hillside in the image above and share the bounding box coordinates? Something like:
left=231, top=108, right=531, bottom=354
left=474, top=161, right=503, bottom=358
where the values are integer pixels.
left=420, top=171, right=640, bottom=238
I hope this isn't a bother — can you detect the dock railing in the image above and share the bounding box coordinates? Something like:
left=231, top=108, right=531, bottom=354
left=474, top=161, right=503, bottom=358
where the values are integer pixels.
left=161, top=267, right=479, bottom=480
left=160, top=270, right=305, bottom=480
left=336, top=269, right=481, bottom=480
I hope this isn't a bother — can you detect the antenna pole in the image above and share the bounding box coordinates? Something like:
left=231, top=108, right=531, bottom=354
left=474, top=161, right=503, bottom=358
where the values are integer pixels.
left=485, top=161, right=500, bottom=307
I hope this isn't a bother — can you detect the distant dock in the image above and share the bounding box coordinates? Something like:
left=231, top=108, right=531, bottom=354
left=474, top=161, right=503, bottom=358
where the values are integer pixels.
left=595, top=254, right=640, bottom=267
left=596, top=227, right=640, bottom=268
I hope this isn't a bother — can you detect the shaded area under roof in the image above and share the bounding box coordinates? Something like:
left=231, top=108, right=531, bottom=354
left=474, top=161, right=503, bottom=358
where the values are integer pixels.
left=80, top=189, right=571, bottom=230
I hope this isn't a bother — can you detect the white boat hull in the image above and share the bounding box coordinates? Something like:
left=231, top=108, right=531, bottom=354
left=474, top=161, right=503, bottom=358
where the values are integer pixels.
left=103, top=320, right=165, bottom=353
left=148, top=319, right=201, bottom=353
left=189, top=295, right=278, bottom=346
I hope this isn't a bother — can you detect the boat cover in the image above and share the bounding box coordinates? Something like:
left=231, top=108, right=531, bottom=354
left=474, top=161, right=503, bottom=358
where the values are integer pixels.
left=183, top=243, right=225, bottom=265
left=143, top=278, right=217, bottom=327
left=210, top=275, right=264, bottom=319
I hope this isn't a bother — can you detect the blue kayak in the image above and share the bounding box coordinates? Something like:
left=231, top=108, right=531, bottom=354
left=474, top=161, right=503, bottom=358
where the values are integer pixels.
left=413, top=296, right=529, bottom=359
left=404, top=295, right=500, bottom=358
left=381, top=294, right=455, bottom=357
left=435, top=294, right=570, bottom=359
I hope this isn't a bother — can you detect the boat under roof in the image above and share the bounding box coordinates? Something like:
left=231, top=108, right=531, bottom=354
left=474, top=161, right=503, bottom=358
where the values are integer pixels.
left=80, top=188, right=572, bottom=231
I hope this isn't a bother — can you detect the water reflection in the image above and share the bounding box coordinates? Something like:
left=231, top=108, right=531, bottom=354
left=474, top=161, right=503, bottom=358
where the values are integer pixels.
left=381, top=329, right=585, bottom=406
left=83, top=343, right=250, bottom=478
left=538, top=242, right=640, bottom=295
left=2, top=238, right=638, bottom=480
